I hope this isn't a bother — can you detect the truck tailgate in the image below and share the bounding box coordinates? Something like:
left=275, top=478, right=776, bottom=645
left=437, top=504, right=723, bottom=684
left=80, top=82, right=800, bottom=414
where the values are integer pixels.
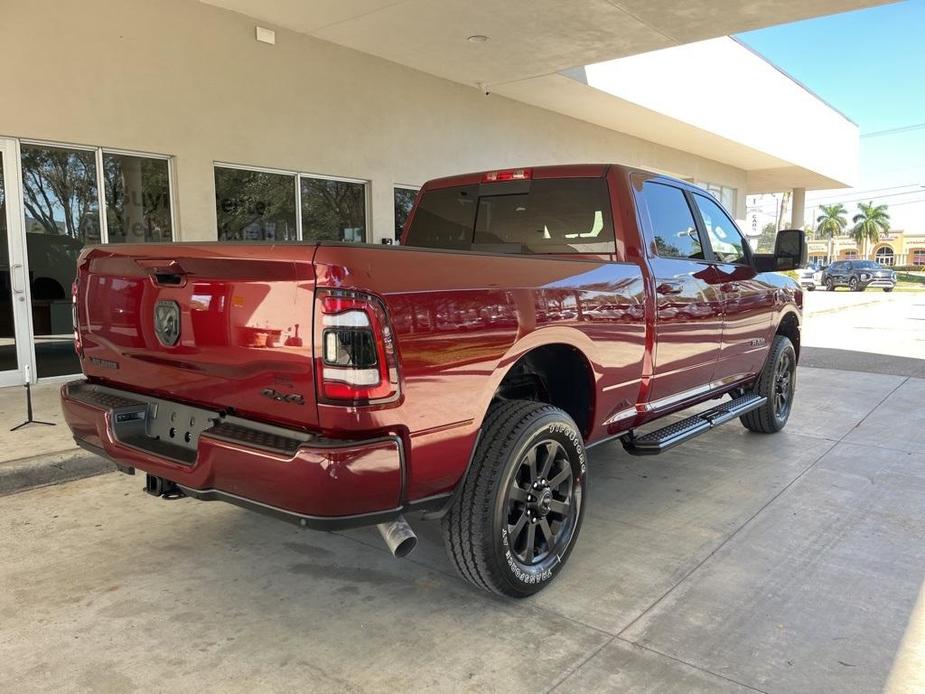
left=75, top=243, right=318, bottom=430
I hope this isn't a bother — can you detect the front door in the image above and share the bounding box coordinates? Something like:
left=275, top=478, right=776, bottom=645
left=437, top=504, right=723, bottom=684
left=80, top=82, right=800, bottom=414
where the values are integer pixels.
left=0, top=138, right=36, bottom=387
left=691, top=192, right=773, bottom=384
left=634, top=178, right=724, bottom=408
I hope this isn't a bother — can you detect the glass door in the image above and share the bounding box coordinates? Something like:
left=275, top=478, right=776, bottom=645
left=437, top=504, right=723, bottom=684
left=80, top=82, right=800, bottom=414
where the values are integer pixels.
left=20, top=142, right=102, bottom=378
left=0, top=138, right=35, bottom=387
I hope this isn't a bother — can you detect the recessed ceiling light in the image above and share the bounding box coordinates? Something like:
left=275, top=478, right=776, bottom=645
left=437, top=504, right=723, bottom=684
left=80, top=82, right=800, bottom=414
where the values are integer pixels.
left=467, top=34, right=489, bottom=43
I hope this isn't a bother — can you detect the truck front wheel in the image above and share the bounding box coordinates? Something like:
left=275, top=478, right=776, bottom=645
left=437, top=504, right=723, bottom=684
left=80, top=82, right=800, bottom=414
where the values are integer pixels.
left=740, top=335, right=796, bottom=433
left=442, top=400, right=587, bottom=597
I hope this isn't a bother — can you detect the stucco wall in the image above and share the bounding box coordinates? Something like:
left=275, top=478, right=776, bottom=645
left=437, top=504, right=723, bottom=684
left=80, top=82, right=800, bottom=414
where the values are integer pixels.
left=1, top=0, right=750, bottom=242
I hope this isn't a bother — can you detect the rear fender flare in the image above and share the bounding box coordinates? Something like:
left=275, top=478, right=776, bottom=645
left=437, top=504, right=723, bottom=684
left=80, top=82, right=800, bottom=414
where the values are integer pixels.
left=476, top=327, right=600, bottom=436
left=425, top=329, right=597, bottom=520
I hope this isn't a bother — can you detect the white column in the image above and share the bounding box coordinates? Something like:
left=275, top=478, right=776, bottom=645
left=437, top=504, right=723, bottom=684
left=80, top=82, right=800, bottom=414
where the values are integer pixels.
left=790, top=187, right=806, bottom=229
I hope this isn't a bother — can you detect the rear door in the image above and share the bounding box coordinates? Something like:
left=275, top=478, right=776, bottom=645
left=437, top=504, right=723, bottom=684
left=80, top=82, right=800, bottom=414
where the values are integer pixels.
left=76, top=243, right=319, bottom=429
left=691, top=193, right=773, bottom=385
left=634, top=179, right=724, bottom=407
left=833, top=261, right=850, bottom=284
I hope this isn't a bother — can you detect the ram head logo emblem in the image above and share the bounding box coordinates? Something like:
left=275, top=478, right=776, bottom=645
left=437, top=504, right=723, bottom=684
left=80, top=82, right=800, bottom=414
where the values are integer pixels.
left=154, top=300, right=180, bottom=347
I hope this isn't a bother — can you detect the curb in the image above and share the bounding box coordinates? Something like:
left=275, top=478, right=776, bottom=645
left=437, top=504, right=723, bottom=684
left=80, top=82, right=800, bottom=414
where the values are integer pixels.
left=0, top=449, right=115, bottom=496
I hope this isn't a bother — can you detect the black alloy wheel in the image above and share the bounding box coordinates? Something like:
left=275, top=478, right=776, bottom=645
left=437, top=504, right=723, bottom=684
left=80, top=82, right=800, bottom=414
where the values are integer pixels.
left=442, top=399, right=587, bottom=597
left=772, top=348, right=795, bottom=421
left=741, top=334, right=797, bottom=434
left=504, top=439, right=578, bottom=567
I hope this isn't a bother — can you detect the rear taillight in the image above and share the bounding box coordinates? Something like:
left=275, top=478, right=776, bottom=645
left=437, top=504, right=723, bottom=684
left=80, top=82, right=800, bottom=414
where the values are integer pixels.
left=315, top=289, right=400, bottom=404
left=71, top=280, right=82, bottom=356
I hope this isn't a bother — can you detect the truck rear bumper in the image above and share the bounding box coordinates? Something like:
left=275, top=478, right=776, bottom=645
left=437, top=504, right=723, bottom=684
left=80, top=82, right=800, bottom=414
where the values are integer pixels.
left=61, top=380, right=405, bottom=529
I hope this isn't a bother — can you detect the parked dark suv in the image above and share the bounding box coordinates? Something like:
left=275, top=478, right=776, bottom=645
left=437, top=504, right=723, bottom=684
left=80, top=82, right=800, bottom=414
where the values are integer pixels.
left=822, top=260, right=896, bottom=292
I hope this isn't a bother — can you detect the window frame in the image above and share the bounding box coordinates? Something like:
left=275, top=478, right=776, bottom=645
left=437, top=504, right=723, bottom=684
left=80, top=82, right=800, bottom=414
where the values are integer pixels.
left=690, top=191, right=752, bottom=267
left=393, top=183, right=420, bottom=241
left=634, top=177, right=713, bottom=263
left=213, top=162, right=300, bottom=243
left=299, top=170, right=370, bottom=244
left=20, top=138, right=176, bottom=244
left=213, top=162, right=371, bottom=243
left=101, top=147, right=177, bottom=244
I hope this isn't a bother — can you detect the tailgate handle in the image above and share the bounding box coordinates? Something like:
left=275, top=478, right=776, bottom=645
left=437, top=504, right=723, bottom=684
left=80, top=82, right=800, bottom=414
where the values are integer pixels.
left=135, top=259, right=188, bottom=286
left=153, top=272, right=185, bottom=286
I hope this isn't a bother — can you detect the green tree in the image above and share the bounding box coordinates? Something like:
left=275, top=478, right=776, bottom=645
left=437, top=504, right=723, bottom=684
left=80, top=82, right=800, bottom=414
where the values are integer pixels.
left=851, top=201, right=890, bottom=258
left=756, top=222, right=777, bottom=253
left=815, top=203, right=847, bottom=263
left=20, top=146, right=100, bottom=242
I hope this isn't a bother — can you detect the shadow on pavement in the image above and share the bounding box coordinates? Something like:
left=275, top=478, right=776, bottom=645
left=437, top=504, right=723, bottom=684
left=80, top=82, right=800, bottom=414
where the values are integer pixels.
left=801, top=346, right=925, bottom=378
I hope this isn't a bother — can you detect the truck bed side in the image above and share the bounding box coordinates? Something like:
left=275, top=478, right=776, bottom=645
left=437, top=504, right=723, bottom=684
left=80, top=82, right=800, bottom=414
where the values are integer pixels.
left=311, top=243, right=646, bottom=499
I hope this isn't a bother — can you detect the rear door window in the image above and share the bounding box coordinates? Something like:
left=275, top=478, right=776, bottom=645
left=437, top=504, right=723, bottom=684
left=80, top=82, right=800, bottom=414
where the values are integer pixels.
left=637, top=181, right=705, bottom=260
left=404, top=178, right=615, bottom=254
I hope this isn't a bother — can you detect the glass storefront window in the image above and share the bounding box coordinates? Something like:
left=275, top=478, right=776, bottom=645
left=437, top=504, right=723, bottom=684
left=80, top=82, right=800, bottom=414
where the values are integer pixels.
left=104, top=153, right=173, bottom=243
left=215, top=167, right=297, bottom=242
left=301, top=177, right=367, bottom=243
left=394, top=187, right=417, bottom=241
left=694, top=180, right=738, bottom=216
left=20, top=144, right=102, bottom=377
left=21, top=145, right=101, bottom=245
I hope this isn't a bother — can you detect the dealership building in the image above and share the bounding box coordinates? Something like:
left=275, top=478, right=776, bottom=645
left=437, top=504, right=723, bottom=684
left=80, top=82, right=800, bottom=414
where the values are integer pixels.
left=1, top=0, right=875, bottom=386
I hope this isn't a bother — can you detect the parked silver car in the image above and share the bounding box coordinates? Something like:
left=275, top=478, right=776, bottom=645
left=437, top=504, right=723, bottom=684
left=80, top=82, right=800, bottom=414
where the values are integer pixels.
left=797, top=264, right=825, bottom=291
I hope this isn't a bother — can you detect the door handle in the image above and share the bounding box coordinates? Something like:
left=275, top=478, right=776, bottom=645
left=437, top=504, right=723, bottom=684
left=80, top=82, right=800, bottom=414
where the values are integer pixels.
left=10, top=264, right=25, bottom=296
left=656, top=282, right=683, bottom=295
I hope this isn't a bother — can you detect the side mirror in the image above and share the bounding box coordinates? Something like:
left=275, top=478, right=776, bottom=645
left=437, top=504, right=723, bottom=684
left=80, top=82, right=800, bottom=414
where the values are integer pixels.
left=753, top=229, right=807, bottom=272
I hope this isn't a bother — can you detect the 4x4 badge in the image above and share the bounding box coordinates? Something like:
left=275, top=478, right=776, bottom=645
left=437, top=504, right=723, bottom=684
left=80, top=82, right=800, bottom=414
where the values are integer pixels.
left=154, top=300, right=180, bottom=346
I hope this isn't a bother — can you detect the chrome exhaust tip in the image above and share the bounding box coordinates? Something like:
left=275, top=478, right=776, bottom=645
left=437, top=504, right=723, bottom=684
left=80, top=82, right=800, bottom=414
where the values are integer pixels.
left=377, top=516, right=417, bottom=558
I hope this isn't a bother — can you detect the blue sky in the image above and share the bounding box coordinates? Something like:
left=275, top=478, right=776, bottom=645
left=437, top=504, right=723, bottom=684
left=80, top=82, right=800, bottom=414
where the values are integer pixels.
left=738, top=0, right=925, bottom=195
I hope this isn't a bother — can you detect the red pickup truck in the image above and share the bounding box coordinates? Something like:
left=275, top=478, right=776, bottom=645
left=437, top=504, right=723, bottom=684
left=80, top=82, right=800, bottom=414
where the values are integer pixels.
left=62, top=164, right=804, bottom=597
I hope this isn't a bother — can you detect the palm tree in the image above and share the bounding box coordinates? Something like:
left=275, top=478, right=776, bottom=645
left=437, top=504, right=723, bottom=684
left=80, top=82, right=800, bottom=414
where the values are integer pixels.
left=815, top=203, right=847, bottom=263
left=851, top=202, right=890, bottom=259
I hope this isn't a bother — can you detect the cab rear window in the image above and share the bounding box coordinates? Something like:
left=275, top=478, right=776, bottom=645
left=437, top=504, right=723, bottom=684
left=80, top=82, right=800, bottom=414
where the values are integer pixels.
left=404, top=178, right=615, bottom=255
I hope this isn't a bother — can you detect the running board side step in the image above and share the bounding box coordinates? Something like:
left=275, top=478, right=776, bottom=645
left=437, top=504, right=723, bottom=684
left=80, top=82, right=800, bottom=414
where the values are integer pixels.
left=621, top=394, right=767, bottom=456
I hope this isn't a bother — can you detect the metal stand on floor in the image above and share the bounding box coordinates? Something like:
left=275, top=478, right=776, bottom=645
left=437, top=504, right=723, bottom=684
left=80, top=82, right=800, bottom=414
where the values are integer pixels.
left=10, top=382, right=56, bottom=432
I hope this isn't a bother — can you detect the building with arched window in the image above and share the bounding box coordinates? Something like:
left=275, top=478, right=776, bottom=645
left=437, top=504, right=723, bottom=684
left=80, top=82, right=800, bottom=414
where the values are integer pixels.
left=807, top=230, right=925, bottom=267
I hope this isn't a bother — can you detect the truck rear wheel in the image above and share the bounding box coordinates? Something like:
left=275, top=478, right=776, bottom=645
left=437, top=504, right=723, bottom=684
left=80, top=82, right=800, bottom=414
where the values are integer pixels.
left=740, top=335, right=796, bottom=434
left=442, top=399, right=587, bottom=597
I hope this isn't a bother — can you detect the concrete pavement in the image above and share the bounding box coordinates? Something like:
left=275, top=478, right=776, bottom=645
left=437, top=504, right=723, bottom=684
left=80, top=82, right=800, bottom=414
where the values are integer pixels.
left=801, top=290, right=925, bottom=376
left=0, top=379, right=111, bottom=496
left=1, top=364, right=923, bottom=694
